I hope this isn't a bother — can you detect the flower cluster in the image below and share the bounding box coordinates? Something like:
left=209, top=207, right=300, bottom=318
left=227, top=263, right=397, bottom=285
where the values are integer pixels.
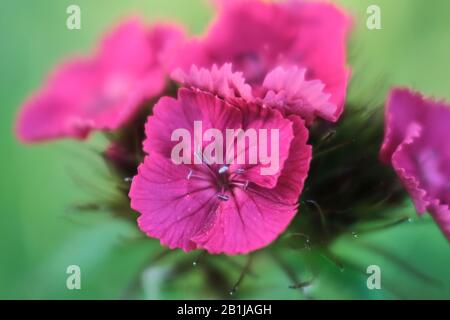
left=16, top=0, right=450, bottom=258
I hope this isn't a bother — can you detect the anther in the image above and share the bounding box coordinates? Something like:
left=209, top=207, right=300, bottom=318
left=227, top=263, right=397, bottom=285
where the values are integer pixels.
left=217, top=194, right=230, bottom=201
left=218, top=165, right=229, bottom=174
left=232, top=180, right=249, bottom=190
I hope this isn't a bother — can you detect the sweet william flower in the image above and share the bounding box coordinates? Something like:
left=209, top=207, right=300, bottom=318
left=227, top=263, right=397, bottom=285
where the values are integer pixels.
left=261, top=66, right=337, bottom=125
left=129, top=67, right=312, bottom=254
left=16, top=18, right=185, bottom=142
left=171, top=64, right=253, bottom=101
left=174, top=64, right=337, bottom=125
left=381, top=88, right=450, bottom=241
left=169, top=0, right=351, bottom=124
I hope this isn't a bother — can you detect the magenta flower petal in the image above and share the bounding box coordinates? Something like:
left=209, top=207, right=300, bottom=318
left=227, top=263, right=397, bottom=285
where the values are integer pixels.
left=381, top=88, right=450, bottom=241
left=170, top=0, right=351, bottom=118
left=131, top=153, right=219, bottom=252
left=144, top=88, right=243, bottom=158
left=230, top=99, right=294, bottom=189
left=130, top=88, right=311, bottom=254
left=262, top=66, right=337, bottom=125
left=171, top=64, right=253, bottom=101
left=390, top=123, right=429, bottom=214
left=145, top=88, right=293, bottom=189
left=191, top=115, right=311, bottom=254
left=16, top=18, right=185, bottom=142
left=17, top=60, right=99, bottom=140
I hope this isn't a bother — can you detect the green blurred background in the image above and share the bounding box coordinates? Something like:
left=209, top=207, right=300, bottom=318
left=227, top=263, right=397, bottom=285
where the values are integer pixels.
left=1, top=0, right=450, bottom=299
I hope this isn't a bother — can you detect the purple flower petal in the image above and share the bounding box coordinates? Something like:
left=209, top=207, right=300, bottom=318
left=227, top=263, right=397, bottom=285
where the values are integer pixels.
left=381, top=88, right=450, bottom=241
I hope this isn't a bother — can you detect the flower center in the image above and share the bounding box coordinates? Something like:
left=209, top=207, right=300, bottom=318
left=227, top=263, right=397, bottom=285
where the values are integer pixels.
left=186, top=163, right=250, bottom=202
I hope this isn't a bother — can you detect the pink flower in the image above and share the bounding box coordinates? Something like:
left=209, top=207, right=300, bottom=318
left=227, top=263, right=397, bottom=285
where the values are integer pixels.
left=171, top=63, right=252, bottom=101
left=261, top=66, right=337, bottom=125
left=173, top=64, right=338, bottom=125
left=169, top=0, right=351, bottom=123
left=16, top=18, right=185, bottom=142
left=129, top=68, right=312, bottom=254
left=381, top=88, right=450, bottom=241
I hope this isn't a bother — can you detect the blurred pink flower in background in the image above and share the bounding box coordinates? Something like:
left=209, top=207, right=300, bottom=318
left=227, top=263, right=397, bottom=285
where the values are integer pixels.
left=169, top=0, right=351, bottom=122
left=130, top=66, right=312, bottom=254
left=381, top=88, right=450, bottom=241
left=16, top=18, right=185, bottom=142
